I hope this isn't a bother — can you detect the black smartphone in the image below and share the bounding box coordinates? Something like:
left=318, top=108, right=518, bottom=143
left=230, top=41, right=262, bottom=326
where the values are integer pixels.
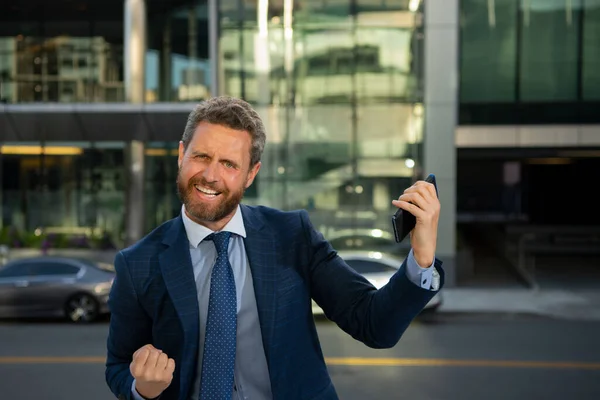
left=391, top=173, right=438, bottom=243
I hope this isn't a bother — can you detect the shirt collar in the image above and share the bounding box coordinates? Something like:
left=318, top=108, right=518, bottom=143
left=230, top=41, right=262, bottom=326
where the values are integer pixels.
left=180, top=204, right=246, bottom=248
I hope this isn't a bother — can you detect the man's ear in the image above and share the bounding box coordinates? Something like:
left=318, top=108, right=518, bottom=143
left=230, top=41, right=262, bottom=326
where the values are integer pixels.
left=245, top=161, right=261, bottom=189
left=178, top=141, right=185, bottom=169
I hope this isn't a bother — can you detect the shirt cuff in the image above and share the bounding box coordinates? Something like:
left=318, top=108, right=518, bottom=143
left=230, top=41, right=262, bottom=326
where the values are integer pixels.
left=131, top=379, right=146, bottom=400
left=405, top=248, right=435, bottom=290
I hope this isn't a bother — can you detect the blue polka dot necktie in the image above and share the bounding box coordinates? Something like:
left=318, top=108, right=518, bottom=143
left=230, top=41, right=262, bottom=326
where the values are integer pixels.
left=200, top=231, right=237, bottom=400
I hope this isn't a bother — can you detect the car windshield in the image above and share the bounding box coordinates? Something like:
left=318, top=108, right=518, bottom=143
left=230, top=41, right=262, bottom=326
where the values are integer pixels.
left=76, top=258, right=115, bottom=273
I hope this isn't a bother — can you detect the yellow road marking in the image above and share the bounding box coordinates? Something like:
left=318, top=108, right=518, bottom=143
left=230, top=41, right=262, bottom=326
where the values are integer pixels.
left=0, top=357, right=105, bottom=364
left=0, top=356, right=598, bottom=370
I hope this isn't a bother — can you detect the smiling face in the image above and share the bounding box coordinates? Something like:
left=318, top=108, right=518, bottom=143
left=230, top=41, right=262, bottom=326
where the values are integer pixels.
left=176, top=122, right=261, bottom=231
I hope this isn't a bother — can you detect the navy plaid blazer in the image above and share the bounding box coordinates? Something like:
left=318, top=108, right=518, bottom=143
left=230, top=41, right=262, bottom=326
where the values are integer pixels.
left=105, top=204, right=444, bottom=400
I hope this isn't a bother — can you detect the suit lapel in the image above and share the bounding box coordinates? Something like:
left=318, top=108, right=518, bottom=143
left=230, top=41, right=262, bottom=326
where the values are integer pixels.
left=240, top=204, right=278, bottom=374
left=158, top=216, right=199, bottom=399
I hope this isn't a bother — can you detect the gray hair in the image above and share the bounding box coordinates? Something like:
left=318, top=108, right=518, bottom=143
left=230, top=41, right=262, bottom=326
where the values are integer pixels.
left=181, top=96, right=266, bottom=167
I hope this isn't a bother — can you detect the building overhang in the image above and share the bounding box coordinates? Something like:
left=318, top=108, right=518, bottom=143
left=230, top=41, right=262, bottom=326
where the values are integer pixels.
left=456, top=125, right=600, bottom=148
left=0, top=103, right=198, bottom=142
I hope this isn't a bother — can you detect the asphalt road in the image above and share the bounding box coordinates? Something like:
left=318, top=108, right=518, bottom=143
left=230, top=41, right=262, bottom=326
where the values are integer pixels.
left=0, top=313, right=599, bottom=400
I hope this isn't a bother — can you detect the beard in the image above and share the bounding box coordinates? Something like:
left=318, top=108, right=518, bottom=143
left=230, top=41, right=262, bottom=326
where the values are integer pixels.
left=176, top=169, right=245, bottom=223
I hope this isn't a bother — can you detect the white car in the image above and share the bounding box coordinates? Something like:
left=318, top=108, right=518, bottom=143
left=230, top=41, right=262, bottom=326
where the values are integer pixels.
left=311, top=250, right=442, bottom=316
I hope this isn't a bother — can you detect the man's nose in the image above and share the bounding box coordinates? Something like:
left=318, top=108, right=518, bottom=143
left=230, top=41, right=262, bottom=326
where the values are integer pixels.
left=202, top=162, right=219, bottom=182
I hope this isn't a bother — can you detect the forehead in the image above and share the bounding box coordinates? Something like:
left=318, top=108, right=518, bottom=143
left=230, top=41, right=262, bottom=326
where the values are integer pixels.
left=189, top=122, right=252, bottom=158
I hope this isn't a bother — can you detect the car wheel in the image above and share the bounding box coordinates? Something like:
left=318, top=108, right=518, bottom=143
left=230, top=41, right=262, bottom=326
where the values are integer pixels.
left=65, top=293, right=99, bottom=323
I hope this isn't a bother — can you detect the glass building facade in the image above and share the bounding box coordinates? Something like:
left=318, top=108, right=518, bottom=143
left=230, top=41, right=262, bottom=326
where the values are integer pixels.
left=0, top=0, right=425, bottom=250
left=459, top=0, right=600, bottom=124
left=456, top=0, right=600, bottom=226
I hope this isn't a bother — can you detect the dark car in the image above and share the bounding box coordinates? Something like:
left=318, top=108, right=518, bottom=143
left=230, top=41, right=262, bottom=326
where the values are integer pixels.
left=0, top=256, right=114, bottom=322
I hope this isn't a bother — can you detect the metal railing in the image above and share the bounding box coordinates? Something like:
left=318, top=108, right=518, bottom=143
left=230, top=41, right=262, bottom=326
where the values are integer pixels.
left=505, top=226, right=600, bottom=290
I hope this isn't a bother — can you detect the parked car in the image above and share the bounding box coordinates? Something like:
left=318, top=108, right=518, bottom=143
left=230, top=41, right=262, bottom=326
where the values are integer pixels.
left=0, top=256, right=114, bottom=322
left=311, top=250, right=442, bottom=316
left=327, top=228, right=411, bottom=257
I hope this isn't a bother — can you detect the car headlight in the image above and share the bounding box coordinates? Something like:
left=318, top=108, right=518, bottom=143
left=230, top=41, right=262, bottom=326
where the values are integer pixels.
left=94, top=281, right=112, bottom=294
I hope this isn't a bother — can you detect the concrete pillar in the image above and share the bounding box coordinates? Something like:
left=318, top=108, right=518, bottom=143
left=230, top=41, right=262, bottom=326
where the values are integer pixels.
left=124, top=0, right=146, bottom=104
left=423, top=0, right=458, bottom=286
left=124, top=141, right=146, bottom=246
left=124, top=0, right=147, bottom=246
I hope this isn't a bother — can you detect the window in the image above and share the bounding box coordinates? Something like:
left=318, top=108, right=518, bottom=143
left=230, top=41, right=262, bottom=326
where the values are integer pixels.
left=27, top=262, right=80, bottom=276
left=583, top=0, right=600, bottom=100
left=460, top=0, right=518, bottom=102
left=519, top=0, right=581, bottom=101
left=0, top=264, right=29, bottom=278
left=345, top=259, right=397, bottom=274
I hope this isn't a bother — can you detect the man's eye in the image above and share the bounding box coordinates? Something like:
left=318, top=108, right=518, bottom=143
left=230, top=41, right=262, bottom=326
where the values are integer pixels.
left=225, top=161, right=234, bottom=168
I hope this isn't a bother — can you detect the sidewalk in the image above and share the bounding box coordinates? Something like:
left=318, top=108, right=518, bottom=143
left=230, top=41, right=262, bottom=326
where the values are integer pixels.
left=439, top=287, right=600, bottom=321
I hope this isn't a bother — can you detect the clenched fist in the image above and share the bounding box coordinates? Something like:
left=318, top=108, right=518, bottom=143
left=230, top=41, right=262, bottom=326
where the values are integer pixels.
left=130, top=344, right=176, bottom=399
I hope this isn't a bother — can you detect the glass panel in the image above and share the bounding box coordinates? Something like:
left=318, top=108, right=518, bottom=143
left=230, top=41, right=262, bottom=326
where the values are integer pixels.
left=218, top=0, right=424, bottom=238
left=28, top=262, right=79, bottom=276
left=219, top=27, right=263, bottom=103
left=460, top=0, right=518, bottom=102
left=0, top=142, right=125, bottom=249
left=356, top=0, right=412, bottom=12
left=519, top=0, right=581, bottom=101
left=168, top=2, right=211, bottom=102
left=0, top=5, right=125, bottom=103
left=355, top=27, right=419, bottom=103
left=0, top=264, right=28, bottom=278
left=0, top=36, right=124, bottom=103
left=82, top=144, right=126, bottom=247
left=583, top=0, right=600, bottom=100
left=0, top=1, right=215, bottom=103
left=292, top=27, right=420, bottom=105
left=294, top=0, right=352, bottom=25
left=293, top=28, right=355, bottom=105
left=145, top=142, right=181, bottom=230
left=357, top=103, right=422, bottom=159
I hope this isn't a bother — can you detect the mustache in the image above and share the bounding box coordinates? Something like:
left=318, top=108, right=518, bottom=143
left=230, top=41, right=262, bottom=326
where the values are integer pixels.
left=187, top=177, right=225, bottom=193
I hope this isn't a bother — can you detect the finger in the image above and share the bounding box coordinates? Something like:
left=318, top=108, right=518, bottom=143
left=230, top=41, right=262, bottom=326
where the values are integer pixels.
left=405, top=182, right=436, bottom=202
left=133, top=344, right=155, bottom=359
left=145, top=349, right=162, bottom=368
left=130, top=360, right=143, bottom=378
left=156, top=352, right=169, bottom=370
left=131, top=349, right=150, bottom=378
left=134, top=348, right=150, bottom=364
left=166, top=358, right=176, bottom=374
left=392, top=200, right=427, bottom=219
left=413, top=181, right=437, bottom=199
left=397, top=192, right=428, bottom=210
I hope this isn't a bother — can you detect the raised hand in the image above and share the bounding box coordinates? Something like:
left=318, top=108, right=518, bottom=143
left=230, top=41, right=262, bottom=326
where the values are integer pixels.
left=392, top=180, right=440, bottom=267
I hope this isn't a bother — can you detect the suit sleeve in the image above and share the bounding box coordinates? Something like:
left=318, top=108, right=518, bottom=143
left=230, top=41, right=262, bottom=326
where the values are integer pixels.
left=300, top=211, right=444, bottom=349
left=105, top=251, right=153, bottom=400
